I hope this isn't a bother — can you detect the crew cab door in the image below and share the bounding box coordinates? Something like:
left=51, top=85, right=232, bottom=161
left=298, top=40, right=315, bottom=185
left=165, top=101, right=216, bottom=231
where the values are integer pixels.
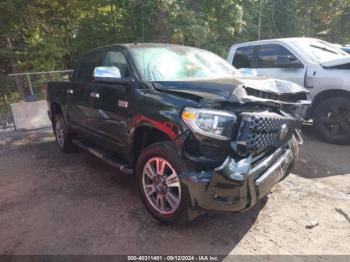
left=88, top=49, right=132, bottom=153
left=67, top=51, right=103, bottom=130
left=232, top=44, right=306, bottom=86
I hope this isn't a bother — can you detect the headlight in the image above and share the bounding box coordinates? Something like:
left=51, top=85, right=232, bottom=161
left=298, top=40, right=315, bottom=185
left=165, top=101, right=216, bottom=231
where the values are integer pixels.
left=181, top=107, right=236, bottom=140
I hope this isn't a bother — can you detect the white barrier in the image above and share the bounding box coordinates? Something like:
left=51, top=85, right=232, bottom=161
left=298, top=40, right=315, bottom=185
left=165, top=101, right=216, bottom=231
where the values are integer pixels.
left=10, top=100, right=51, bottom=130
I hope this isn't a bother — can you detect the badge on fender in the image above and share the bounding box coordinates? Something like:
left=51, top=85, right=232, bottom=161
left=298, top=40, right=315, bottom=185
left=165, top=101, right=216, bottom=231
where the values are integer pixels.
left=118, top=100, right=128, bottom=108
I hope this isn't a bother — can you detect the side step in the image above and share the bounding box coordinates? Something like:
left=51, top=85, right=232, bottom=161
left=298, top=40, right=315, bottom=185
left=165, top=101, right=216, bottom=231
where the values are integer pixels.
left=73, top=139, right=134, bottom=175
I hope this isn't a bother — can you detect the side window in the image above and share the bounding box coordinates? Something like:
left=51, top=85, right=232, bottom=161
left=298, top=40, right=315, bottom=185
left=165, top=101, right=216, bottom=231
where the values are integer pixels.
left=257, top=44, right=300, bottom=68
left=76, top=52, right=101, bottom=81
left=102, top=51, right=130, bottom=78
left=233, top=46, right=255, bottom=68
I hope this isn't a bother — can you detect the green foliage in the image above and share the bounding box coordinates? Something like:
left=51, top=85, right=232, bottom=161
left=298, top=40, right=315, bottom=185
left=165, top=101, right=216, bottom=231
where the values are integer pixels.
left=1, top=0, right=349, bottom=122
left=1, top=0, right=350, bottom=73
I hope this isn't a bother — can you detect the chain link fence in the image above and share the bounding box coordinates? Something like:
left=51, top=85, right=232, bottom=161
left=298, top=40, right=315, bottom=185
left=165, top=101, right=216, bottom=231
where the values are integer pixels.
left=0, top=70, right=72, bottom=131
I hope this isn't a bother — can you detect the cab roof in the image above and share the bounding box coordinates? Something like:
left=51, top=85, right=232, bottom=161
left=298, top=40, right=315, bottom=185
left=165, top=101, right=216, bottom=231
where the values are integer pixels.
left=84, top=43, right=192, bottom=55
left=232, top=37, right=324, bottom=46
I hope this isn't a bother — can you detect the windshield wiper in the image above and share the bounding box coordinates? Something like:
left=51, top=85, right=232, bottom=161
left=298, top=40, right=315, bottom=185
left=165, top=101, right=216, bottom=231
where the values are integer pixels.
left=310, top=44, right=339, bottom=55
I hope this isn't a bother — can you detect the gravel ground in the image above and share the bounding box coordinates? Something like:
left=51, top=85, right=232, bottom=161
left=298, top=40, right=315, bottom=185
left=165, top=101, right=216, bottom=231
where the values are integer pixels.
left=0, top=126, right=349, bottom=256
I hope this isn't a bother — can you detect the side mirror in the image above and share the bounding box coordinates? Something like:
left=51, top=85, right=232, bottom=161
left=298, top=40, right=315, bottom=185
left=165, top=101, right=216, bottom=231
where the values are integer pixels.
left=238, top=68, right=258, bottom=77
left=275, top=55, right=303, bottom=69
left=93, top=66, right=121, bottom=81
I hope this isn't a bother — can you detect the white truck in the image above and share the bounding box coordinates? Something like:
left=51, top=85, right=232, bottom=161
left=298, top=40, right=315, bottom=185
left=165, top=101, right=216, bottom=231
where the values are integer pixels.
left=227, top=37, right=350, bottom=144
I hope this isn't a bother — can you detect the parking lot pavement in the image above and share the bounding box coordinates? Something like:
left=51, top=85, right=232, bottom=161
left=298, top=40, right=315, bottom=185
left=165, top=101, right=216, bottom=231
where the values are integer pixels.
left=0, top=127, right=349, bottom=255
left=295, top=125, right=350, bottom=179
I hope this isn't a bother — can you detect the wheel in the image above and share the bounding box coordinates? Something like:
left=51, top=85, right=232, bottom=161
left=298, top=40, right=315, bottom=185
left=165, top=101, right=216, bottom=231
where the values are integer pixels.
left=53, top=113, right=76, bottom=153
left=313, top=97, right=350, bottom=145
left=136, top=142, right=191, bottom=224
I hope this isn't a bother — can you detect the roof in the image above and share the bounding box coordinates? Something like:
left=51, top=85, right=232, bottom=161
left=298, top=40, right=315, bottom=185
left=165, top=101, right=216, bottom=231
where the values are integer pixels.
left=231, top=37, right=320, bottom=47
left=84, top=43, right=193, bottom=54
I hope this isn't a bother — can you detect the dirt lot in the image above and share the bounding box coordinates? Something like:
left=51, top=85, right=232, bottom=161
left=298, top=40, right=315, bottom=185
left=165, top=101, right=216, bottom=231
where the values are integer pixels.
left=0, top=127, right=349, bottom=256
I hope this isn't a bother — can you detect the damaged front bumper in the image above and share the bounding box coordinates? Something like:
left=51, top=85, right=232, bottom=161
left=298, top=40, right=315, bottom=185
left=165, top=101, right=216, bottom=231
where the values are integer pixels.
left=180, top=138, right=297, bottom=213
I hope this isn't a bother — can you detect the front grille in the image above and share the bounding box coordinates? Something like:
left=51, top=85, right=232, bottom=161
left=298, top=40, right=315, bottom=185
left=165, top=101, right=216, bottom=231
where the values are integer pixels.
left=235, top=112, right=301, bottom=154
left=245, top=87, right=307, bottom=103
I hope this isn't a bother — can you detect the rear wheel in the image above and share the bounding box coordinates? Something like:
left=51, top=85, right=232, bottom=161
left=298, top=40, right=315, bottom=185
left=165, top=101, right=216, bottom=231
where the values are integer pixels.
left=53, top=114, right=76, bottom=153
left=314, top=97, right=350, bottom=145
left=136, top=142, right=191, bottom=224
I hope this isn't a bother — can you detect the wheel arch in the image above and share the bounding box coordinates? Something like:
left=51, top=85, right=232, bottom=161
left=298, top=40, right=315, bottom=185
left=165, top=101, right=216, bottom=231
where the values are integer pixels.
left=310, top=89, right=350, bottom=117
left=131, top=125, right=174, bottom=168
left=50, top=103, right=63, bottom=122
left=50, top=102, right=63, bottom=127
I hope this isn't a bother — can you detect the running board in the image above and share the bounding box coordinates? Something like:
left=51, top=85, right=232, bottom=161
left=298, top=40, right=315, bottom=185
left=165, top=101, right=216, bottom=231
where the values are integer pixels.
left=73, top=139, right=134, bottom=175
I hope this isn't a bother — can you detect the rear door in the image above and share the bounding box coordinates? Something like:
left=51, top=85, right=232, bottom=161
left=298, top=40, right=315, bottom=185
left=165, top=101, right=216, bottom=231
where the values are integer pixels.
left=88, top=48, right=132, bottom=153
left=232, top=45, right=258, bottom=69
left=67, top=52, right=102, bottom=130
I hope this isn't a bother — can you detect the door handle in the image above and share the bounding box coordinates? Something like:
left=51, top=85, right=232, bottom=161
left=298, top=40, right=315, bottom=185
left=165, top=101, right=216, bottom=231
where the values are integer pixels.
left=67, top=89, right=74, bottom=94
left=90, top=92, right=100, bottom=98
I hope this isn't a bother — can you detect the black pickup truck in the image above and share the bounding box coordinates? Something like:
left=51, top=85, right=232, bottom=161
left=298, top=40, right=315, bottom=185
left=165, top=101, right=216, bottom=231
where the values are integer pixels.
left=47, top=43, right=310, bottom=223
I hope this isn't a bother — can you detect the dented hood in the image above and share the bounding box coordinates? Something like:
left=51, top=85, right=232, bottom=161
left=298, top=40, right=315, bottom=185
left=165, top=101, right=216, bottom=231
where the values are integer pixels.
left=152, top=77, right=308, bottom=102
left=321, top=56, right=350, bottom=67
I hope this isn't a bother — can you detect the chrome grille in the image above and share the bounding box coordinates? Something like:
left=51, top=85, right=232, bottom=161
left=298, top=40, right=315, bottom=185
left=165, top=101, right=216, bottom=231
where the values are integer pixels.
left=236, top=112, right=301, bottom=153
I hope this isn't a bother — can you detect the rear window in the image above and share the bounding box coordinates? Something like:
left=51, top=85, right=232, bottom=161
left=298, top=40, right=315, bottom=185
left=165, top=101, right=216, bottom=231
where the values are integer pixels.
left=233, top=46, right=255, bottom=68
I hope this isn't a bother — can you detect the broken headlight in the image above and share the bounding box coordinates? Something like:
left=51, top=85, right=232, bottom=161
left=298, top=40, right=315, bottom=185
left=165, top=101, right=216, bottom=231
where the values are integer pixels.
left=181, top=107, right=236, bottom=141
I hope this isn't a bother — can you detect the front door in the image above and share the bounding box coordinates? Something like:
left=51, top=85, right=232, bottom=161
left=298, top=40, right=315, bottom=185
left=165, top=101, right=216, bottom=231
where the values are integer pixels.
left=254, top=44, right=306, bottom=86
left=88, top=49, right=132, bottom=154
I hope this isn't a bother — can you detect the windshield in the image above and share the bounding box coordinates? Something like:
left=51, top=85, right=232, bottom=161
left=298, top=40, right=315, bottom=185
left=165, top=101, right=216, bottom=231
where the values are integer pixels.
left=130, top=45, right=239, bottom=81
left=291, top=39, right=349, bottom=63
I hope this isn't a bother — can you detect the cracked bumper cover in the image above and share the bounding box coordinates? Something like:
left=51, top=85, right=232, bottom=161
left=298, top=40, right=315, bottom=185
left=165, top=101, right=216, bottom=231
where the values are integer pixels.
left=180, top=141, right=296, bottom=212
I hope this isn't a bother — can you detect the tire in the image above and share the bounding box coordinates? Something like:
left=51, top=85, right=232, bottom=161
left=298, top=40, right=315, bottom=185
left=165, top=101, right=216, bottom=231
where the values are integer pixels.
left=53, top=113, right=76, bottom=153
left=136, top=142, right=192, bottom=224
left=313, top=97, right=350, bottom=145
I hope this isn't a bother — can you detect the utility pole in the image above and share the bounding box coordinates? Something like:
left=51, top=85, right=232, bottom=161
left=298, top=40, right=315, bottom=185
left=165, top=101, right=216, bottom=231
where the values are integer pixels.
left=258, top=0, right=263, bottom=40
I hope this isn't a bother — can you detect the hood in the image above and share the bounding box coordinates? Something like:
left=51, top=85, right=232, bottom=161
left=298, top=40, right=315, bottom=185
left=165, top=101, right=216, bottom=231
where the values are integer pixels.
left=152, top=77, right=308, bottom=103
left=321, top=56, right=350, bottom=67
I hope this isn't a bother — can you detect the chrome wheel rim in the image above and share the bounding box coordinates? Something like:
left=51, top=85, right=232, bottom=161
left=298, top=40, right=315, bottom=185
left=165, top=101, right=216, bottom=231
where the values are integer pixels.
left=55, top=117, right=65, bottom=148
left=142, top=157, right=181, bottom=215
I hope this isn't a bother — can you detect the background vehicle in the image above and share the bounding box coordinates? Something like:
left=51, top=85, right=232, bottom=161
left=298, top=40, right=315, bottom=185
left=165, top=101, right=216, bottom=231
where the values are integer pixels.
left=228, top=38, right=350, bottom=144
left=47, top=43, right=309, bottom=223
left=342, top=46, right=350, bottom=54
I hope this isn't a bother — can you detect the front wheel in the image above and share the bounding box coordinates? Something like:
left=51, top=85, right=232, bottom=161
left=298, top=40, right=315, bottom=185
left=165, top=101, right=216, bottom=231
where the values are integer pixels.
left=136, top=142, right=191, bottom=224
left=313, top=97, right=350, bottom=145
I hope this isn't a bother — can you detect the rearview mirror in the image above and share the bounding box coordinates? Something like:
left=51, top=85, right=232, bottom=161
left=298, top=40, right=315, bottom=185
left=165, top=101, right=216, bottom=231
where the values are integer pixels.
left=238, top=68, right=258, bottom=77
left=93, top=66, right=121, bottom=81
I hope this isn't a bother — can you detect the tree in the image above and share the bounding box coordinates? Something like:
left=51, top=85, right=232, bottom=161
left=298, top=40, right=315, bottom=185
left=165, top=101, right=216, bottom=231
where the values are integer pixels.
left=1, top=0, right=350, bottom=81
left=0, top=0, right=33, bottom=100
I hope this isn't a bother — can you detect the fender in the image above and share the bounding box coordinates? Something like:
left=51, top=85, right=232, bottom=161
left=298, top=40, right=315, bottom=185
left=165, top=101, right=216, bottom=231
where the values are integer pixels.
left=128, top=114, right=183, bottom=141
